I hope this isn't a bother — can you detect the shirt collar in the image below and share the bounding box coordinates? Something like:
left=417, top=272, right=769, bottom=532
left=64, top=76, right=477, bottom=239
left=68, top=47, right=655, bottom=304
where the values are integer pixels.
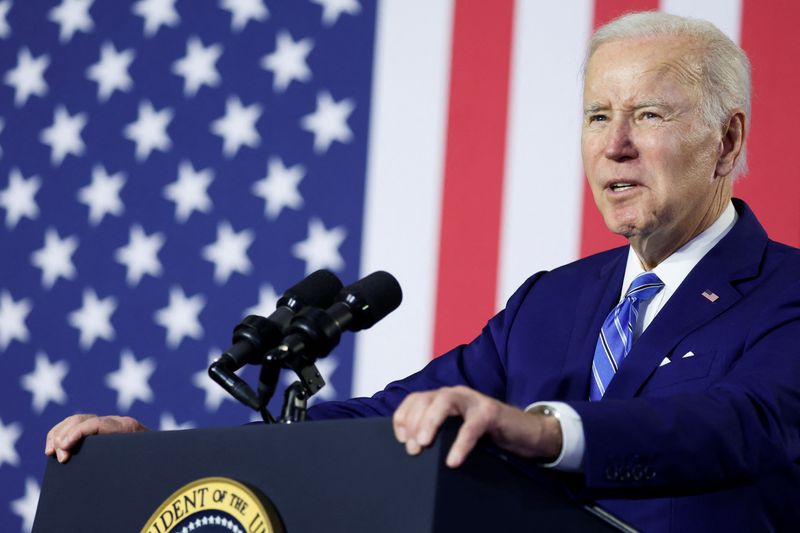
left=620, top=200, right=738, bottom=299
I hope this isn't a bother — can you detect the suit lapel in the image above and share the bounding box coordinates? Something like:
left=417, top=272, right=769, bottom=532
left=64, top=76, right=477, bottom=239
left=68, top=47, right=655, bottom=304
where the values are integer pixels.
left=604, top=199, right=767, bottom=400
left=556, top=249, right=627, bottom=400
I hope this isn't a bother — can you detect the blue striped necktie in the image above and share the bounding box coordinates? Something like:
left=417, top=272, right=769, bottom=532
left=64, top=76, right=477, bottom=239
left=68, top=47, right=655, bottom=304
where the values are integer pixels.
left=589, top=272, right=664, bottom=401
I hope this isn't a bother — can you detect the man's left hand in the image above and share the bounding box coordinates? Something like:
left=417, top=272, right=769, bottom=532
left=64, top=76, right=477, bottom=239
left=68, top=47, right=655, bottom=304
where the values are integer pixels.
left=392, top=385, right=563, bottom=467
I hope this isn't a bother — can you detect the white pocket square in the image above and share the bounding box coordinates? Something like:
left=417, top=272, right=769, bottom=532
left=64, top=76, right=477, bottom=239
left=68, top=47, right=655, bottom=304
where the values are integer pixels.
left=659, top=357, right=671, bottom=367
left=682, top=351, right=695, bottom=358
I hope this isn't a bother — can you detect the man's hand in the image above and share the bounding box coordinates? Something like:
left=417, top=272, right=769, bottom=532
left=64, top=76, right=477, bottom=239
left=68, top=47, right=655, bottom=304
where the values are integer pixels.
left=392, top=386, right=563, bottom=468
left=45, top=414, right=149, bottom=463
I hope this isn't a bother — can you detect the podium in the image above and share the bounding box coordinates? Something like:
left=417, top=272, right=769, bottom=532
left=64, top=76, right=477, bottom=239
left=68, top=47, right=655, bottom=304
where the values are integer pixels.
left=33, top=417, right=631, bottom=532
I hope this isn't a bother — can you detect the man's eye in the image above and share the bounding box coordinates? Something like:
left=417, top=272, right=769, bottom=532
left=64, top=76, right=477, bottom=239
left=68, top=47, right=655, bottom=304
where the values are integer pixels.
left=588, top=114, right=607, bottom=123
left=640, top=111, right=660, bottom=120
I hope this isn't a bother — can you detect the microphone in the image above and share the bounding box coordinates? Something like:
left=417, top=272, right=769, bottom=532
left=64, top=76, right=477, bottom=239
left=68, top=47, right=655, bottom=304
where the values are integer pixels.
left=274, top=271, right=402, bottom=393
left=208, top=270, right=343, bottom=408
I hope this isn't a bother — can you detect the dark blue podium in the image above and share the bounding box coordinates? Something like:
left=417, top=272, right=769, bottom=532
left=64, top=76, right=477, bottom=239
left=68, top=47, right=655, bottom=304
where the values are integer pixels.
left=32, top=417, right=630, bottom=532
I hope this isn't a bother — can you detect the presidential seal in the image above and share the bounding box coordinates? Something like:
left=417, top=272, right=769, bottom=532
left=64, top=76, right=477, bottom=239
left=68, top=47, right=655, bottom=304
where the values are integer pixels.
left=141, top=477, right=283, bottom=533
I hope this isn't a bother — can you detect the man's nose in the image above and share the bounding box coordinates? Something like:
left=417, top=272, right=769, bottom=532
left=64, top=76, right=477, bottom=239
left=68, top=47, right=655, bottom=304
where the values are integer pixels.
left=603, top=119, right=638, bottom=162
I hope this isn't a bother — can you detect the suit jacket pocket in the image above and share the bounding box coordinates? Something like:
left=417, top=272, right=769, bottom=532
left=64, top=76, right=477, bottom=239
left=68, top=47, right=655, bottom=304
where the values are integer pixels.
left=645, top=349, right=717, bottom=391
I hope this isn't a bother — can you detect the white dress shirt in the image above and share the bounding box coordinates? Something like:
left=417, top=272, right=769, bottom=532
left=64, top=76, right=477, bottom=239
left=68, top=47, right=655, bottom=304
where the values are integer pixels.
left=527, top=201, right=738, bottom=471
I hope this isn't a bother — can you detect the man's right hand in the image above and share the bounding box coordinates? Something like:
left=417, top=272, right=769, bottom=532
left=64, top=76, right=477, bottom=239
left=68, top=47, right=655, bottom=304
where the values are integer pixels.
left=45, top=414, right=149, bottom=463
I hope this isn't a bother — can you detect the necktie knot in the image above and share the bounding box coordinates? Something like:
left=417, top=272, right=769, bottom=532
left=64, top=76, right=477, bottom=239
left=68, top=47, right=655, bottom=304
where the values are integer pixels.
left=624, top=272, right=664, bottom=303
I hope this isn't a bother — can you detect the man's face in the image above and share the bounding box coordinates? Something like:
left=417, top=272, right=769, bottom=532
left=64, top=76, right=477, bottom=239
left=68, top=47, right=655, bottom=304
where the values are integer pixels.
left=581, top=36, right=728, bottom=259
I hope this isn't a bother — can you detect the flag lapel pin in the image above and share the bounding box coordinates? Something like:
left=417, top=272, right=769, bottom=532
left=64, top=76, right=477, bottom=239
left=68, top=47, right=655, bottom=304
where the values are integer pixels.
left=701, top=290, right=719, bottom=302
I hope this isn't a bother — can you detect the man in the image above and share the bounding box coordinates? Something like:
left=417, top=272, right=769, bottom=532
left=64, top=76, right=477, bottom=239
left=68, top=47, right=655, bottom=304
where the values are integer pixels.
left=46, top=12, right=800, bottom=531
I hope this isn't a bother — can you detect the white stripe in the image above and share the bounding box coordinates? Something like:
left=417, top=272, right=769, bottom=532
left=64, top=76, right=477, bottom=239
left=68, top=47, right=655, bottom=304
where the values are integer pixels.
left=592, top=362, right=606, bottom=395
left=660, top=0, right=742, bottom=43
left=599, top=330, right=617, bottom=371
left=496, top=0, right=594, bottom=308
left=352, top=0, right=454, bottom=396
left=613, top=314, right=628, bottom=350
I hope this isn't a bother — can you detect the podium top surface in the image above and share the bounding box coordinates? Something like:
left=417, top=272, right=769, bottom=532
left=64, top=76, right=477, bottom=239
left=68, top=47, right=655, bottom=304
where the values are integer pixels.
left=33, top=417, right=626, bottom=533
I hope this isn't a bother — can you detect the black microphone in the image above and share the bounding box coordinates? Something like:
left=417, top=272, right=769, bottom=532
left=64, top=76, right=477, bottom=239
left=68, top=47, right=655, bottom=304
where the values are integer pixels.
left=208, top=270, right=343, bottom=408
left=274, top=271, right=402, bottom=393
left=213, top=269, right=343, bottom=372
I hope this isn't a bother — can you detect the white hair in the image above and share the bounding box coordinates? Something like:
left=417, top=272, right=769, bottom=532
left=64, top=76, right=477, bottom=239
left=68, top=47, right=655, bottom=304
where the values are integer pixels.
left=587, top=11, right=751, bottom=179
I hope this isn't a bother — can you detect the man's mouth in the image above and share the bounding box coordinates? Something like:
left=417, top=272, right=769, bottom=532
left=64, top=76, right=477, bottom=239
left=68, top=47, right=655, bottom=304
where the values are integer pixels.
left=609, top=182, right=637, bottom=192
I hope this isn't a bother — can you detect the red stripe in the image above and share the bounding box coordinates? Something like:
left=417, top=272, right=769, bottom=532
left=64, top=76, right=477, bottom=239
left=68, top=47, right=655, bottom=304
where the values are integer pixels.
left=579, top=0, right=659, bottom=258
left=432, top=0, right=514, bottom=357
left=736, top=0, right=800, bottom=247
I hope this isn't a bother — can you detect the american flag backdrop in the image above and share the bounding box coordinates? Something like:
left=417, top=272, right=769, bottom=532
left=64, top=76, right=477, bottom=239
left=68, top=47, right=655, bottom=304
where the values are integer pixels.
left=1, top=0, right=799, bottom=530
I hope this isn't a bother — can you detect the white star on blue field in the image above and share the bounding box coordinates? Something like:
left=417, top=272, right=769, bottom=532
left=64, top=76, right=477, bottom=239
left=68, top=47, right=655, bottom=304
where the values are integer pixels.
left=0, top=1, right=372, bottom=530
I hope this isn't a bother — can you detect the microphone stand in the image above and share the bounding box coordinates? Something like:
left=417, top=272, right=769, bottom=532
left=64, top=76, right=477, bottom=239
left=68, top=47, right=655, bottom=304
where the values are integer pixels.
left=280, top=382, right=308, bottom=423
left=260, top=345, right=325, bottom=423
left=210, top=340, right=326, bottom=424
left=256, top=357, right=280, bottom=424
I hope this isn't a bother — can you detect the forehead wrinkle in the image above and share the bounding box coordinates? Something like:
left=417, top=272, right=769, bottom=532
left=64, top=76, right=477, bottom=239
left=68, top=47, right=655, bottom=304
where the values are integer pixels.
left=650, top=50, right=704, bottom=92
left=631, top=59, right=703, bottom=111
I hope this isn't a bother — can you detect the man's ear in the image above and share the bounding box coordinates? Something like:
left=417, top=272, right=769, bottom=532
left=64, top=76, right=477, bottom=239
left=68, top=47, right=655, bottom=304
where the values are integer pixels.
left=716, top=110, right=746, bottom=178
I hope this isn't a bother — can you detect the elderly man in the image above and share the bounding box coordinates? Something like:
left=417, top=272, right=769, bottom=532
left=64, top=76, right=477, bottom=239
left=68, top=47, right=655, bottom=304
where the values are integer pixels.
left=46, top=12, right=800, bottom=532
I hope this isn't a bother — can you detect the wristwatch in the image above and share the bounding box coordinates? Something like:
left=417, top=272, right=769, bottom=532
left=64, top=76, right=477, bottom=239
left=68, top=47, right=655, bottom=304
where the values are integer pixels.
left=528, top=403, right=561, bottom=420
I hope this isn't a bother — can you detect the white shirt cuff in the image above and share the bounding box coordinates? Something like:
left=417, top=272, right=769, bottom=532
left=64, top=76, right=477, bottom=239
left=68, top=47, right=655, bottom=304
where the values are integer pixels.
left=524, top=401, right=585, bottom=472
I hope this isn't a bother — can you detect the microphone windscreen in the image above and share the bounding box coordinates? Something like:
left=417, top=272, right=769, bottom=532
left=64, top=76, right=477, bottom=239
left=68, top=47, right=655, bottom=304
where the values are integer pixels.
left=278, top=270, right=343, bottom=311
left=340, top=271, right=403, bottom=329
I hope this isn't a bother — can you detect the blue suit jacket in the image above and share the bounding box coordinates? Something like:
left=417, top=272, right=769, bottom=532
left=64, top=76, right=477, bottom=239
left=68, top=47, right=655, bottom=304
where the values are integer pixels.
left=309, top=199, right=800, bottom=532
